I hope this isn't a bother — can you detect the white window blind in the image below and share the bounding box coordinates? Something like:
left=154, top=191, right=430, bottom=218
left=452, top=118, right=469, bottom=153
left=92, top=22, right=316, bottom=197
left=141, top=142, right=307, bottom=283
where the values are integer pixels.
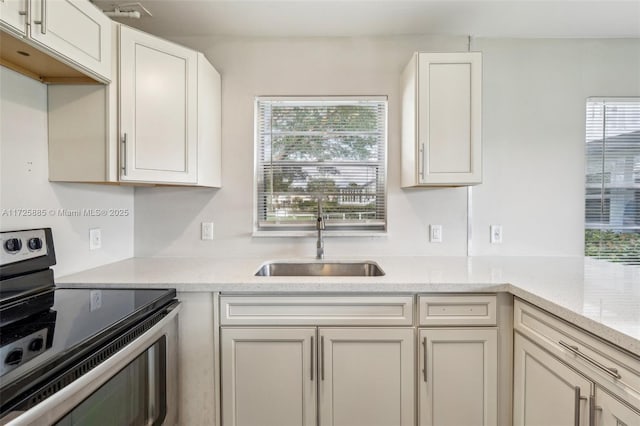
left=255, top=97, right=387, bottom=233
left=585, top=98, right=640, bottom=265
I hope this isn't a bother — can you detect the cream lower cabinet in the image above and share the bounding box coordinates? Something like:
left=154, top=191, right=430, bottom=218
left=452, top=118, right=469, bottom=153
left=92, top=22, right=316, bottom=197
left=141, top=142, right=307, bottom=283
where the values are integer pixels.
left=319, top=328, right=414, bottom=426
left=419, top=328, right=498, bottom=426
left=221, top=328, right=317, bottom=426
left=219, top=295, right=416, bottom=426
left=220, top=327, right=414, bottom=426
left=514, top=333, right=592, bottom=425
left=514, top=299, right=640, bottom=426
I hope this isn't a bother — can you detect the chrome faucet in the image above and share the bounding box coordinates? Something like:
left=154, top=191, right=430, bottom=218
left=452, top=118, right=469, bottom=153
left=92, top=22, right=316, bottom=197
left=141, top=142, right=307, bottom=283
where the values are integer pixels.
left=316, top=197, right=325, bottom=260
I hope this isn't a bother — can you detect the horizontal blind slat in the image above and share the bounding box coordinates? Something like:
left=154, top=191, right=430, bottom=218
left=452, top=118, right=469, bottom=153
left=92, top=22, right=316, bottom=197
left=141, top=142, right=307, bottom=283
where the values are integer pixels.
left=256, top=97, right=387, bottom=232
left=585, top=99, right=640, bottom=265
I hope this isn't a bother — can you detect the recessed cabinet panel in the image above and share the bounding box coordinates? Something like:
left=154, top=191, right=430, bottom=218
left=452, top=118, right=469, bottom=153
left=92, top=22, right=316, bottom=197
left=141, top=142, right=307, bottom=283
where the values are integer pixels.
left=427, top=63, right=472, bottom=174
left=133, top=44, right=187, bottom=172
left=419, top=328, right=498, bottom=426
left=221, top=328, right=317, bottom=426
left=119, top=25, right=197, bottom=184
left=319, top=328, right=415, bottom=426
left=514, top=333, right=592, bottom=426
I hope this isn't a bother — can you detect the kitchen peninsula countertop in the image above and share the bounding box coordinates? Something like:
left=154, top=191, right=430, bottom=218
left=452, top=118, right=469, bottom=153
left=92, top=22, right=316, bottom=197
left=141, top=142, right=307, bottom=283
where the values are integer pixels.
left=57, top=256, right=640, bottom=355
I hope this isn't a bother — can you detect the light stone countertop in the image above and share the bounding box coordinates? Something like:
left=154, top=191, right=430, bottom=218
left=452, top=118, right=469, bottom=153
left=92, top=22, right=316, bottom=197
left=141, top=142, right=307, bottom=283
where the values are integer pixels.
left=57, top=256, right=640, bottom=355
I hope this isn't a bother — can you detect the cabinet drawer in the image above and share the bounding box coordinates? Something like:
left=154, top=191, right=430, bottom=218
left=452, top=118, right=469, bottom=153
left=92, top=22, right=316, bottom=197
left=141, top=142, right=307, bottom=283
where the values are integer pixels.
left=220, top=296, right=414, bottom=326
left=514, top=299, right=640, bottom=408
left=418, top=295, right=496, bottom=326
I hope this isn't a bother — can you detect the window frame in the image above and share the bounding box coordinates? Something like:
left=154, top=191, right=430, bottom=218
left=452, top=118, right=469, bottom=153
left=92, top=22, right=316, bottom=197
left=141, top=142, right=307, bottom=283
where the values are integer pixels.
left=584, top=96, right=640, bottom=266
left=252, top=95, right=389, bottom=237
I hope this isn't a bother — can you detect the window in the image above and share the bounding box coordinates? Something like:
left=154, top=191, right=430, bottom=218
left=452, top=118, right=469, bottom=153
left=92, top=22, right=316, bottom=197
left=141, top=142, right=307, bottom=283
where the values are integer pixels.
left=255, top=97, right=387, bottom=234
left=585, top=98, right=640, bottom=265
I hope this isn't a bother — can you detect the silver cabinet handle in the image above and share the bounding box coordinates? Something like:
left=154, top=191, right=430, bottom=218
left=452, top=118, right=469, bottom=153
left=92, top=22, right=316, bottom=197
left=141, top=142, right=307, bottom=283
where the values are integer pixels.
left=121, top=133, right=127, bottom=176
left=422, top=336, right=427, bottom=382
left=310, top=336, right=314, bottom=381
left=419, top=143, right=425, bottom=181
left=559, top=341, right=622, bottom=379
left=574, top=387, right=587, bottom=426
left=32, top=0, right=46, bottom=34
left=320, top=336, right=325, bottom=381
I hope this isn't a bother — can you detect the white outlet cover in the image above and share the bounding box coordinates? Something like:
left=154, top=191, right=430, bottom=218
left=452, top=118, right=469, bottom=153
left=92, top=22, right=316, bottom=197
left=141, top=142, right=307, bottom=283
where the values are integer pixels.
left=201, top=222, right=214, bottom=240
left=430, top=225, right=442, bottom=243
left=89, top=228, right=102, bottom=250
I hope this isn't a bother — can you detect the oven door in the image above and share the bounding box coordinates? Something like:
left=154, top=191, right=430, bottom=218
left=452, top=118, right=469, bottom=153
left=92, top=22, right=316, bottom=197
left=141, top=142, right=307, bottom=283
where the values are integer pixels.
left=2, top=302, right=180, bottom=426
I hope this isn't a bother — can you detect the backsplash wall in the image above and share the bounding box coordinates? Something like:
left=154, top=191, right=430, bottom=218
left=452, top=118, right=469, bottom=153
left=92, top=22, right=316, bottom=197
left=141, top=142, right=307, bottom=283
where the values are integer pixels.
left=133, top=36, right=640, bottom=258
left=0, top=68, right=135, bottom=276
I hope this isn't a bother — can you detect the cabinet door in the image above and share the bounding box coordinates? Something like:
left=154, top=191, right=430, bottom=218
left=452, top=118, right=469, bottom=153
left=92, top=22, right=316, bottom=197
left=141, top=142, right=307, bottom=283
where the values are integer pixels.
left=29, top=0, right=110, bottom=80
left=318, top=327, right=414, bottom=426
left=0, top=0, right=27, bottom=36
left=418, top=328, right=497, bottom=426
left=221, top=328, right=316, bottom=426
left=417, top=52, right=481, bottom=185
left=514, top=333, right=592, bottom=426
left=119, top=25, right=198, bottom=184
left=595, top=388, right=640, bottom=426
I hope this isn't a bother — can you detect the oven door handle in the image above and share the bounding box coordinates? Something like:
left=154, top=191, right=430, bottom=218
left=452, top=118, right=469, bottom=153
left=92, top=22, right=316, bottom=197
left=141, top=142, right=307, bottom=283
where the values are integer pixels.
left=2, top=302, right=181, bottom=426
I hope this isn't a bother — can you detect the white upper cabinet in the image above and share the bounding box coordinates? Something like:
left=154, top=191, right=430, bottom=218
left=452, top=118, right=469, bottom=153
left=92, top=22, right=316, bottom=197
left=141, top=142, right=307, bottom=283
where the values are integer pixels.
left=119, top=26, right=198, bottom=184
left=48, top=23, right=222, bottom=187
left=402, top=52, right=482, bottom=187
left=0, top=0, right=111, bottom=82
left=0, top=0, right=27, bottom=36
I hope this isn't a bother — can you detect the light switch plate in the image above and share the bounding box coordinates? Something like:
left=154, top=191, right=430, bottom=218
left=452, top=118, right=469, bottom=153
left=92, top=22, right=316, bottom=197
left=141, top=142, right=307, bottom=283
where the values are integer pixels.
left=490, top=225, right=503, bottom=244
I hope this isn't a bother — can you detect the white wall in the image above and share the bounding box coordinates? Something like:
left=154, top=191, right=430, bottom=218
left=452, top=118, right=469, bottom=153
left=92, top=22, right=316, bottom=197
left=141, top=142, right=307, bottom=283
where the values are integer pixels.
left=0, top=67, right=135, bottom=276
left=472, top=38, right=640, bottom=255
left=132, top=36, right=640, bottom=259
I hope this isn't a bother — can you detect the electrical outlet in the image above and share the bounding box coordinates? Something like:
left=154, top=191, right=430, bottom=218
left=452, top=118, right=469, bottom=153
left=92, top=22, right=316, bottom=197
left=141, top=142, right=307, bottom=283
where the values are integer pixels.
left=430, top=225, right=442, bottom=243
left=89, top=228, right=101, bottom=250
left=490, top=225, right=503, bottom=244
left=90, top=290, right=102, bottom=311
left=201, top=222, right=214, bottom=240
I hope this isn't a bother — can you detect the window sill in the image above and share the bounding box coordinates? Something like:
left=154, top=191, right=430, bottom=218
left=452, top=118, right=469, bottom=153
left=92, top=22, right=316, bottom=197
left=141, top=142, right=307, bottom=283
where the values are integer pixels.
left=252, top=230, right=388, bottom=238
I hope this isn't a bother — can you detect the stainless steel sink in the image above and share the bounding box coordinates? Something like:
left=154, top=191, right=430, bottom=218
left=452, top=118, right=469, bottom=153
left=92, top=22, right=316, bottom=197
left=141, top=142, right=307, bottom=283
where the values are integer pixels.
left=255, top=261, right=385, bottom=277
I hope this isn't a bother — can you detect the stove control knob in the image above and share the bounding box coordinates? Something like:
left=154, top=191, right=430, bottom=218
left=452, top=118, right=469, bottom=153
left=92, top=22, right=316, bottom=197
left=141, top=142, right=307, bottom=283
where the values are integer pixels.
left=27, top=237, right=43, bottom=251
left=5, top=349, right=23, bottom=366
left=28, top=337, right=44, bottom=352
left=4, top=238, right=22, bottom=253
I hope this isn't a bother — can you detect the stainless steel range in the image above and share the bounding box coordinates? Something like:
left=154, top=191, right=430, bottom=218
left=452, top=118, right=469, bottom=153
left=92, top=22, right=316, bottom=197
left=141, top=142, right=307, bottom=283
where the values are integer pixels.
left=0, top=228, right=180, bottom=425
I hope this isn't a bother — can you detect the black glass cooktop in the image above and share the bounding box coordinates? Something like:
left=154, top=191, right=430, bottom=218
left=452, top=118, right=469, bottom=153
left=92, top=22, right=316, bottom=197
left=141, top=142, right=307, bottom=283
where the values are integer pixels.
left=0, top=287, right=175, bottom=410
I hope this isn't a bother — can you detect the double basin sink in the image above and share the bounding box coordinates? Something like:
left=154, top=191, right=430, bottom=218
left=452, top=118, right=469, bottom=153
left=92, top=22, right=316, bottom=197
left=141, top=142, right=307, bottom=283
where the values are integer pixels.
left=255, top=261, right=385, bottom=277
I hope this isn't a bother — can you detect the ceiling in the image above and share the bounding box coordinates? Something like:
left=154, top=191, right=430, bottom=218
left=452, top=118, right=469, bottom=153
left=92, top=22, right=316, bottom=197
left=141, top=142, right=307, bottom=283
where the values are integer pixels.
left=92, top=0, right=640, bottom=39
